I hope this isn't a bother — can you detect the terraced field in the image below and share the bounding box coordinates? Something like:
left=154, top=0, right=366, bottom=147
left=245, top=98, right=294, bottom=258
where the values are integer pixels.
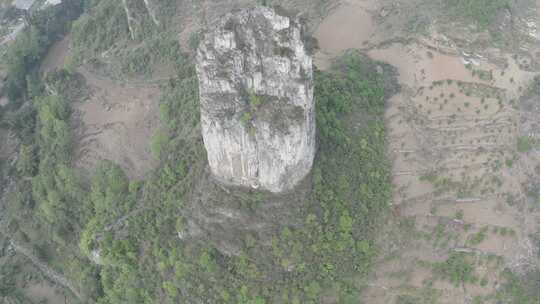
left=314, top=0, right=540, bottom=302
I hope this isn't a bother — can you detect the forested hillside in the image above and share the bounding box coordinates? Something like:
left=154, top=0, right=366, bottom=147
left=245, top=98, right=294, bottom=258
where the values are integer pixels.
left=2, top=0, right=540, bottom=303
left=0, top=1, right=399, bottom=303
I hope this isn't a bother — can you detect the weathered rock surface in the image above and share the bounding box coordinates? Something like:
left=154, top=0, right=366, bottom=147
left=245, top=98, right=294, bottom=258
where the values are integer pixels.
left=196, top=6, right=315, bottom=193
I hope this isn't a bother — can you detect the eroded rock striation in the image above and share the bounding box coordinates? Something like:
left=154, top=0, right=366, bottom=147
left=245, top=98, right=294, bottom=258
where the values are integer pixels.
left=196, top=6, right=315, bottom=193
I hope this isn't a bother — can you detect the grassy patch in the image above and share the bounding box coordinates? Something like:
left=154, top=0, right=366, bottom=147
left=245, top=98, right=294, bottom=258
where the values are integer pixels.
left=119, top=34, right=182, bottom=76
left=396, top=284, right=441, bottom=304
left=517, top=136, right=538, bottom=153
left=70, top=0, right=129, bottom=60
left=445, top=0, right=510, bottom=29
left=467, top=226, right=488, bottom=246
left=527, top=75, right=540, bottom=96
left=496, top=270, right=540, bottom=304
left=434, top=253, right=477, bottom=286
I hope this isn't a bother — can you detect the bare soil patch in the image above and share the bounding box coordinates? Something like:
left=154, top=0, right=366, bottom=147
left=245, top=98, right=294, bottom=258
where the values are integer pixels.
left=72, top=67, right=161, bottom=180
left=313, top=0, right=377, bottom=68
left=24, top=281, right=68, bottom=304
left=41, top=34, right=71, bottom=75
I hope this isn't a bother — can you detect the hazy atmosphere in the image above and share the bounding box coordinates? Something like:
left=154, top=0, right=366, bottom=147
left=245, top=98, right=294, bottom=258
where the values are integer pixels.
left=0, top=0, right=539, bottom=303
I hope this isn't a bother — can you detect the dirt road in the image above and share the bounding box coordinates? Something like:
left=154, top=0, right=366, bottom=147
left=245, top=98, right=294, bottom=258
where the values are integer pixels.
left=9, top=239, right=82, bottom=300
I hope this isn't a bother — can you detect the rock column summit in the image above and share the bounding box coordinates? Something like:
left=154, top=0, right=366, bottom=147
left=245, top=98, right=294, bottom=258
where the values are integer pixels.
left=196, top=6, right=315, bottom=193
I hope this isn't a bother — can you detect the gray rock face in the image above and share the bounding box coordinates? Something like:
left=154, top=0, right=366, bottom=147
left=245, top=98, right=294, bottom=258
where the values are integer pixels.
left=196, top=6, right=315, bottom=193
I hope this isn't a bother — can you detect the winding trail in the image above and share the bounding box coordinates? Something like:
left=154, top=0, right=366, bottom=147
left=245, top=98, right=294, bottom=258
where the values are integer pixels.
left=8, top=239, right=82, bottom=300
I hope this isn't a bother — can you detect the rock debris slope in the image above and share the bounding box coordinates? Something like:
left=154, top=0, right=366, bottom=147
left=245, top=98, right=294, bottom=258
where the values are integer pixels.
left=196, top=6, right=315, bottom=193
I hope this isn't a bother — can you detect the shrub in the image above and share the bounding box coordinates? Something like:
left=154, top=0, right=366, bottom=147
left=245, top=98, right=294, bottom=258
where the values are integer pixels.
left=517, top=137, right=534, bottom=152
left=434, top=253, right=476, bottom=286
left=71, top=0, right=128, bottom=59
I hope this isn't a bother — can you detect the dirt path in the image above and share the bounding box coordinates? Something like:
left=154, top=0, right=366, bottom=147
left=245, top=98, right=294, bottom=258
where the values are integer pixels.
left=9, top=240, right=82, bottom=300
left=314, top=0, right=540, bottom=302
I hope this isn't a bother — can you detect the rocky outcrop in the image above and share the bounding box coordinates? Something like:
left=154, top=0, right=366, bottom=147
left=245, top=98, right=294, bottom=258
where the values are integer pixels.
left=196, top=6, right=315, bottom=193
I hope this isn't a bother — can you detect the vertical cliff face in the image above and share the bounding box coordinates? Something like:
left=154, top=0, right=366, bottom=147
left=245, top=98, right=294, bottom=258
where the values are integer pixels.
left=196, top=6, right=315, bottom=193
